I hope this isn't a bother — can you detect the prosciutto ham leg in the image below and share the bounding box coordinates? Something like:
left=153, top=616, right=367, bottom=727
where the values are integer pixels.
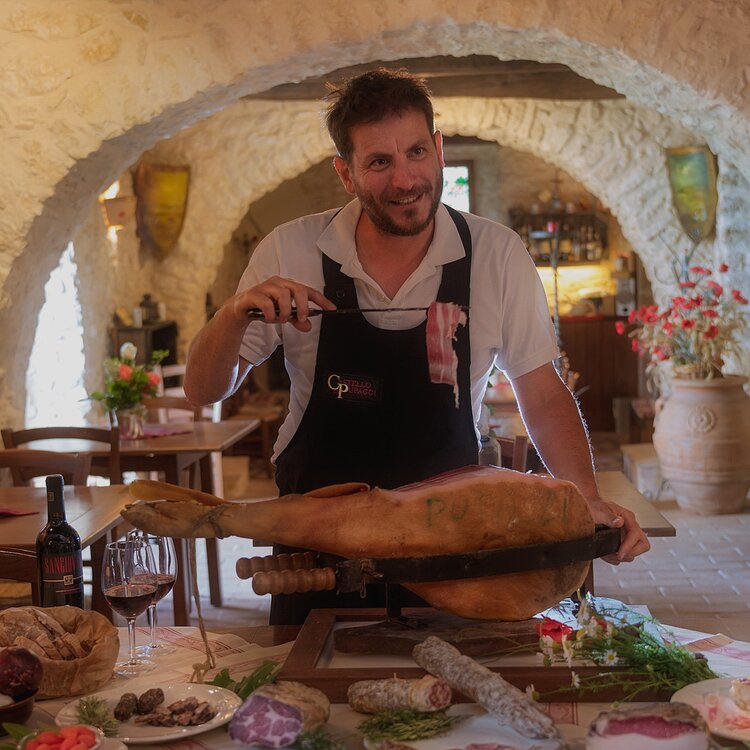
left=426, top=302, right=467, bottom=407
left=122, top=465, right=594, bottom=621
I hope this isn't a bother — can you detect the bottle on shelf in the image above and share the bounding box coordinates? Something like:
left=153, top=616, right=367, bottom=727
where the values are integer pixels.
left=36, top=475, right=85, bottom=609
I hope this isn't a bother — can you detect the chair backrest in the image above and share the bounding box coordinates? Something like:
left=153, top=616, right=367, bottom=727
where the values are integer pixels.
left=1, top=425, right=121, bottom=484
left=495, top=434, right=529, bottom=472
left=158, top=363, right=187, bottom=397
left=142, top=396, right=203, bottom=423
left=0, top=448, right=92, bottom=486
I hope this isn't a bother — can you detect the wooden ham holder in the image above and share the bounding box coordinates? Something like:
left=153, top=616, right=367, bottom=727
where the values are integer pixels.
left=242, top=532, right=674, bottom=703
left=274, top=606, right=675, bottom=704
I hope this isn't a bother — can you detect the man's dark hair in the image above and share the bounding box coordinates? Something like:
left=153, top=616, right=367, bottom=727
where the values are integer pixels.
left=325, top=68, right=435, bottom=161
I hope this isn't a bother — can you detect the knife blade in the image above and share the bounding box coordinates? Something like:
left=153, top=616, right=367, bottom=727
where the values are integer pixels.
left=246, top=306, right=457, bottom=321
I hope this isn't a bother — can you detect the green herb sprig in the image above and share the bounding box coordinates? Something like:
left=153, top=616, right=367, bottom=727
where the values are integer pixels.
left=294, top=726, right=347, bottom=750
left=207, top=660, right=280, bottom=700
left=358, top=709, right=464, bottom=742
left=76, top=696, right=120, bottom=737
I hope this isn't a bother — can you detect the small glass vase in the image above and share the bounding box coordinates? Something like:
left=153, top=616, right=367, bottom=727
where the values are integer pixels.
left=116, top=406, right=145, bottom=440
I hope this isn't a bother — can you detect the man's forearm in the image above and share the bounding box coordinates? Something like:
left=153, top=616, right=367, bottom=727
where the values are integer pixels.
left=184, top=305, right=251, bottom=405
left=512, top=365, right=599, bottom=501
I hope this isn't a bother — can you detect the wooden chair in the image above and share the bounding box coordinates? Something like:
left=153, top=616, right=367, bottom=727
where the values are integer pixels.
left=158, top=363, right=188, bottom=398
left=142, top=395, right=203, bottom=423
left=0, top=547, right=39, bottom=605
left=1, top=427, right=120, bottom=484
left=495, top=434, right=530, bottom=472
left=0, top=448, right=92, bottom=486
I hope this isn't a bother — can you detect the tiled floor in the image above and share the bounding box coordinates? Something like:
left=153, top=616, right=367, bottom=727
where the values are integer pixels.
left=152, top=441, right=750, bottom=642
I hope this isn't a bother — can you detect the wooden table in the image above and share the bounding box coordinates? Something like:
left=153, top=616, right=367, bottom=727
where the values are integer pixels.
left=0, top=484, right=132, bottom=616
left=26, top=419, right=260, bottom=624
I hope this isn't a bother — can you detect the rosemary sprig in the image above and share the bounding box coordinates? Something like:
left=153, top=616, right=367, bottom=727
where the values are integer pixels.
left=76, top=697, right=120, bottom=737
left=358, top=709, right=464, bottom=742
left=294, top=726, right=347, bottom=750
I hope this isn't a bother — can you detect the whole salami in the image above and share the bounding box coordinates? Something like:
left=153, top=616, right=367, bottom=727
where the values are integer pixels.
left=348, top=675, right=452, bottom=713
left=229, top=681, right=330, bottom=748
left=412, top=636, right=558, bottom=740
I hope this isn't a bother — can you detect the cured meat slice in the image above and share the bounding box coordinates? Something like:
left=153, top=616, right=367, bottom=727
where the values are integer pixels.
left=348, top=675, right=452, bottom=713
left=426, top=301, right=467, bottom=407
left=586, top=702, right=710, bottom=749
left=124, top=465, right=594, bottom=621
left=228, top=681, right=330, bottom=748
left=412, top=637, right=558, bottom=740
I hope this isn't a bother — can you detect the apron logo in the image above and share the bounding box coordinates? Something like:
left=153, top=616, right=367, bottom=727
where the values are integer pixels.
left=327, top=373, right=380, bottom=402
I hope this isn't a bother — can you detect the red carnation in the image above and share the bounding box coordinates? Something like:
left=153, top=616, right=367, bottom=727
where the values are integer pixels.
left=537, top=618, right=574, bottom=642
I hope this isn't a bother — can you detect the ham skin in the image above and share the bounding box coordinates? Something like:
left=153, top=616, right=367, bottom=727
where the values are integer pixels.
left=123, top=465, right=594, bottom=621
left=426, top=301, right=467, bottom=406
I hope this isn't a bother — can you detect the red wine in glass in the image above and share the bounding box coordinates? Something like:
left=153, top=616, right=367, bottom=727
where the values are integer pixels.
left=154, top=573, right=176, bottom=602
left=104, top=583, right=157, bottom=619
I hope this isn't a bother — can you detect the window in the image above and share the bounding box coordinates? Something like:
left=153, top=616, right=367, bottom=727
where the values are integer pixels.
left=442, top=162, right=472, bottom=212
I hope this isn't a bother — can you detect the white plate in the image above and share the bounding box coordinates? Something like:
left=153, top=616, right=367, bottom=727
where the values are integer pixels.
left=55, top=683, right=242, bottom=745
left=355, top=704, right=565, bottom=750
left=672, top=677, right=750, bottom=742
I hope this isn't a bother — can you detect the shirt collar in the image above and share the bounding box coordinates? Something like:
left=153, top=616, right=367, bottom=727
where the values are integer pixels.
left=317, top=200, right=466, bottom=278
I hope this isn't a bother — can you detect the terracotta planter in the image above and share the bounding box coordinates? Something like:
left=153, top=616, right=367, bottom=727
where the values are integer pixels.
left=653, top=375, right=750, bottom=514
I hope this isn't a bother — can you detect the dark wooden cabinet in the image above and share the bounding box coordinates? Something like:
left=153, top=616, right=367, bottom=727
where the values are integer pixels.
left=111, top=321, right=178, bottom=365
left=559, top=316, right=637, bottom=431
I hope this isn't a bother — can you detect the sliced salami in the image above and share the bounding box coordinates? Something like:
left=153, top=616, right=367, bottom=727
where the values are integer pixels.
left=229, top=681, right=330, bottom=748
left=348, top=675, right=452, bottom=713
left=412, top=636, right=558, bottom=740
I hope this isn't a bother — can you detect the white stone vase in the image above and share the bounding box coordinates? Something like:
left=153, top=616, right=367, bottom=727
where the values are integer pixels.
left=653, top=375, right=750, bottom=514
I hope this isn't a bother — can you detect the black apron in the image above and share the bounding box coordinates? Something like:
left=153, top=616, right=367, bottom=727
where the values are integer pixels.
left=271, top=205, right=478, bottom=624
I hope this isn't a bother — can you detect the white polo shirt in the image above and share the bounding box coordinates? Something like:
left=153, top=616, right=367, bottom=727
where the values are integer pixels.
left=238, top=200, right=559, bottom=460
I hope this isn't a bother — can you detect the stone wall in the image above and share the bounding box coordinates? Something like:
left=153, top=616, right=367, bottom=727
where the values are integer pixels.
left=3, top=0, right=750, bottom=424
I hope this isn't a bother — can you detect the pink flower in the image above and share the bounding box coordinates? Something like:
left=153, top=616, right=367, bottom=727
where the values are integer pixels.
left=118, top=364, right=133, bottom=380
left=631, top=339, right=639, bottom=352
left=615, top=321, right=626, bottom=335
left=148, top=371, right=161, bottom=386
left=732, top=289, right=749, bottom=304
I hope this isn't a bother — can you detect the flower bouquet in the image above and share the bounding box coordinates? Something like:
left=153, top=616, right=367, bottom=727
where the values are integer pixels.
left=616, top=263, right=747, bottom=380
left=89, top=343, right=168, bottom=438
left=534, top=596, right=717, bottom=702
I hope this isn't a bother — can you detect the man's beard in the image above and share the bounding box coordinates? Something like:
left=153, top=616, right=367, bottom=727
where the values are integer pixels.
left=358, top=166, right=444, bottom=237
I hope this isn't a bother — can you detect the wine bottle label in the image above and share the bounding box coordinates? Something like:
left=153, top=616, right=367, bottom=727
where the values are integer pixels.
left=40, top=553, right=84, bottom=603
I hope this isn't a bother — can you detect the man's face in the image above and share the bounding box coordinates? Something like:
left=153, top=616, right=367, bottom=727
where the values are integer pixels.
left=334, top=110, right=444, bottom=237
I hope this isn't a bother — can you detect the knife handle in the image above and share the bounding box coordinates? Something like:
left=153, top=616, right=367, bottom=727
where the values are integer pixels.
left=251, top=567, right=337, bottom=596
left=236, top=551, right=316, bottom=578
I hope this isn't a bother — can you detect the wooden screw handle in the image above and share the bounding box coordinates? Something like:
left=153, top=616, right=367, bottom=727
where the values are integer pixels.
left=236, top=551, right=316, bottom=579
left=251, top=567, right=336, bottom=596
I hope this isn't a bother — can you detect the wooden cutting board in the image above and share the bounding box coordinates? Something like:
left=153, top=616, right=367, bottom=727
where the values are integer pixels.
left=333, top=611, right=540, bottom=656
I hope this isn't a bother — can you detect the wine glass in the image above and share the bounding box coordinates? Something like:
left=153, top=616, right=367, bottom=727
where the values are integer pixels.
left=128, top=531, right=178, bottom=656
left=101, top=539, right=157, bottom=676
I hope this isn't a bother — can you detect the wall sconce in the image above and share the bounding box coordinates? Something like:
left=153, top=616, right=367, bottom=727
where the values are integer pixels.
left=100, top=195, right=136, bottom=228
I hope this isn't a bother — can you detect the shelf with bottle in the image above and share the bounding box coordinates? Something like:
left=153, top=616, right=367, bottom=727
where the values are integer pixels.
left=511, top=211, right=608, bottom=265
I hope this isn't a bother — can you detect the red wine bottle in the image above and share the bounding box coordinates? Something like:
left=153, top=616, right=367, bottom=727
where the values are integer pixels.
left=36, top=475, right=84, bottom=609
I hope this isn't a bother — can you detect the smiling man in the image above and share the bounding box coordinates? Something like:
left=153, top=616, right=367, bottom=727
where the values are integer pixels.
left=184, top=68, right=650, bottom=624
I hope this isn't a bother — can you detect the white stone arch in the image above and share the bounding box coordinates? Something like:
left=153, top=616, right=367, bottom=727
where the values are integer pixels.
left=4, top=1, right=750, bottom=421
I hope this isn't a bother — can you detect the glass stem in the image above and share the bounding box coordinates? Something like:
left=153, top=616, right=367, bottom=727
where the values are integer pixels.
left=148, top=602, right=158, bottom=648
left=127, top=617, right=138, bottom=665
